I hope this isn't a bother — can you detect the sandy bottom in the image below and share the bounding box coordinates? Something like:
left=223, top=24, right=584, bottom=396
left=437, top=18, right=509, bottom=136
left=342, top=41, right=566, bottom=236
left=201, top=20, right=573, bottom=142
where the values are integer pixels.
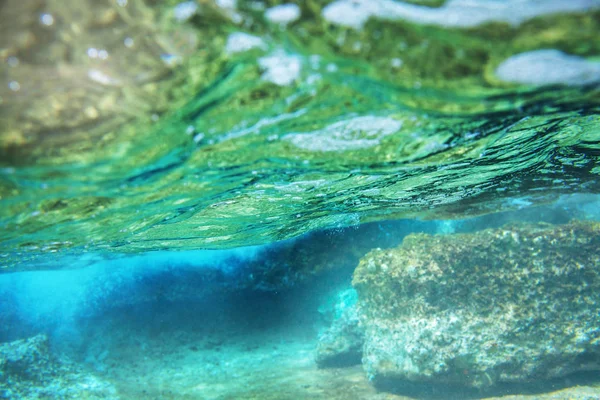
left=100, top=331, right=384, bottom=399
left=48, top=288, right=597, bottom=400
left=79, top=324, right=600, bottom=400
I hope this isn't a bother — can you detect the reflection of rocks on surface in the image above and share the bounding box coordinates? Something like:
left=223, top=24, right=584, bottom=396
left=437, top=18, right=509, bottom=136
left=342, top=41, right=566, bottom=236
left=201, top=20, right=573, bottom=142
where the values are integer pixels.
left=351, top=221, right=600, bottom=390
left=1, top=1, right=600, bottom=264
left=0, top=334, right=117, bottom=399
left=0, top=0, right=201, bottom=163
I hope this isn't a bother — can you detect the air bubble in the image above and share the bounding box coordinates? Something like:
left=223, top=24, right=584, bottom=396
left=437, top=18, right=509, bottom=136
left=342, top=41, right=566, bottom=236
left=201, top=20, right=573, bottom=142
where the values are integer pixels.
left=87, top=48, right=99, bottom=58
left=8, top=81, right=20, bottom=92
left=40, top=13, right=54, bottom=26
left=7, top=56, right=19, bottom=67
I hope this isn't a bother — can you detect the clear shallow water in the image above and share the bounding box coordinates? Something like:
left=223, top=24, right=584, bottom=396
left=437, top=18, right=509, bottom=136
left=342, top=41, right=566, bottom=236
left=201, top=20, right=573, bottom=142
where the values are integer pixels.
left=1, top=0, right=600, bottom=399
left=1, top=0, right=600, bottom=269
left=1, top=203, right=600, bottom=399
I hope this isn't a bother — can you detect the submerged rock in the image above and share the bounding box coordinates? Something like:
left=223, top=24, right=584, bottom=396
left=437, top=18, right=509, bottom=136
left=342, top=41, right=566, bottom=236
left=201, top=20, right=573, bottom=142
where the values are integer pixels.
left=316, top=303, right=364, bottom=368
left=353, top=221, right=600, bottom=390
left=0, top=334, right=117, bottom=399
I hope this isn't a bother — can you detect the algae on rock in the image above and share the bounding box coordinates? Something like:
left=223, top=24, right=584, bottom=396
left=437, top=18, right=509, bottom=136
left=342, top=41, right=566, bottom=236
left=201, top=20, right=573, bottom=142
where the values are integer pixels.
left=0, top=334, right=117, bottom=399
left=353, top=221, right=600, bottom=389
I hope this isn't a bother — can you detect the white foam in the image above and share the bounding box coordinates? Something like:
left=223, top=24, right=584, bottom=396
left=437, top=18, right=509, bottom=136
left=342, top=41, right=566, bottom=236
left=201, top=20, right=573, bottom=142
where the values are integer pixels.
left=215, top=0, right=243, bottom=23
left=495, top=49, right=600, bottom=86
left=216, top=0, right=237, bottom=9
left=258, top=50, right=302, bottom=86
left=265, top=3, right=301, bottom=25
left=219, top=109, right=306, bottom=142
left=284, top=115, right=402, bottom=151
left=322, top=0, right=600, bottom=29
left=87, top=69, right=121, bottom=86
left=225, top=32, right=267, bottom=54
left=173, top=1, right=198, bottom=22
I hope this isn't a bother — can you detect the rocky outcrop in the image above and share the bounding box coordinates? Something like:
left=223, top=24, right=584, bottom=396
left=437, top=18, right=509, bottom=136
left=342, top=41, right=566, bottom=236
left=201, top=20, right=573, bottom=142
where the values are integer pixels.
left=316, top=303, right=364, bottom=368
left=0, top=334, right=117, bottom=399
left=353, top=221, right=600, bottom=390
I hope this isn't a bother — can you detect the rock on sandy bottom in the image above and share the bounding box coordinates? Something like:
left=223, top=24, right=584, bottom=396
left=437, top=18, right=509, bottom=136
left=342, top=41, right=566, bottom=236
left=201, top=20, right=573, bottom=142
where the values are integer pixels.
left=316, top=304, right=364, bottom=368
left=0, top=334, right=118, bottom=399
left=353, top=221, right=600, bottom=390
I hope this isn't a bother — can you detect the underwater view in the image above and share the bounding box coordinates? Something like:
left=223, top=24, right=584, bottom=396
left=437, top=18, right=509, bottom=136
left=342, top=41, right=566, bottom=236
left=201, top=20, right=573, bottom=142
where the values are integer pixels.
left=1, top=0, right=600, bottom=398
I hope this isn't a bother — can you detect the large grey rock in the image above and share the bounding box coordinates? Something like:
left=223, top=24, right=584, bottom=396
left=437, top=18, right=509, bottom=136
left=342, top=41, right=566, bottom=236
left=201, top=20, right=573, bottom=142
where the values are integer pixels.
left=353, top=221, right=600, bottom=389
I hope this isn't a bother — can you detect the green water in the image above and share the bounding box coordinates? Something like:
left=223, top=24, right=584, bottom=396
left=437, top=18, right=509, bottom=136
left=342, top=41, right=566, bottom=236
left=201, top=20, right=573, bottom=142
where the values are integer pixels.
left=1, top=0, right=600, bottom=271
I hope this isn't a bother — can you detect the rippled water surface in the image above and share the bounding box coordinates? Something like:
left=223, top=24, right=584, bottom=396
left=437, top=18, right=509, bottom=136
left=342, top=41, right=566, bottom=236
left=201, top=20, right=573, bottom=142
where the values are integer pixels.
left=2, top=2, right=600, bottom=400
left=1, top=0, right=599, bottom=269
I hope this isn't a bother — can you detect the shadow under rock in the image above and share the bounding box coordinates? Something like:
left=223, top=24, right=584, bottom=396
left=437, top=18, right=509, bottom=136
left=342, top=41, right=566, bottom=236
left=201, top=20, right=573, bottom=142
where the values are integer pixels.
left=373, top=370, right=600, bottom=400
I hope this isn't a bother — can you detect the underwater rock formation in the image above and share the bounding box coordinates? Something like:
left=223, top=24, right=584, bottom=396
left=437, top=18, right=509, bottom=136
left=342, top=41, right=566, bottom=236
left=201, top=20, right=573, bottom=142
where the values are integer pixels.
left=353, top=221, right=600, bottom=389
left=0, top=334, right=117, bottom=399
left=316, top=303, right=364, bottom=368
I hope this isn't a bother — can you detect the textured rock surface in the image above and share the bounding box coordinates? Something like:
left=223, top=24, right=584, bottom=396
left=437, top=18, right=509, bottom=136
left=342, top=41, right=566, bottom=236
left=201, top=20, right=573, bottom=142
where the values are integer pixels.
left=316, top=303, right=364, bottom=368
left=0, top=334, right=117, bottom=399
left=353, top=221, right=600, bottom=389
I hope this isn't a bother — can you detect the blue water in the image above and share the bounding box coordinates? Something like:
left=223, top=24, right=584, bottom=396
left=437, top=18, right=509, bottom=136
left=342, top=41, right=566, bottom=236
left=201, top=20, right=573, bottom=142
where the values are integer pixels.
left=2, top=0, right=600, bottom=398
left=1, top=196, right=599, bottom=398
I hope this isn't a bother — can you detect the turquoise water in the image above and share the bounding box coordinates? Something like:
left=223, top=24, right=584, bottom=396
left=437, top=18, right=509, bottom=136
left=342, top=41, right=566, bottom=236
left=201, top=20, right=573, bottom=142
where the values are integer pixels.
left=1, top=0, right=600, bottom=399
